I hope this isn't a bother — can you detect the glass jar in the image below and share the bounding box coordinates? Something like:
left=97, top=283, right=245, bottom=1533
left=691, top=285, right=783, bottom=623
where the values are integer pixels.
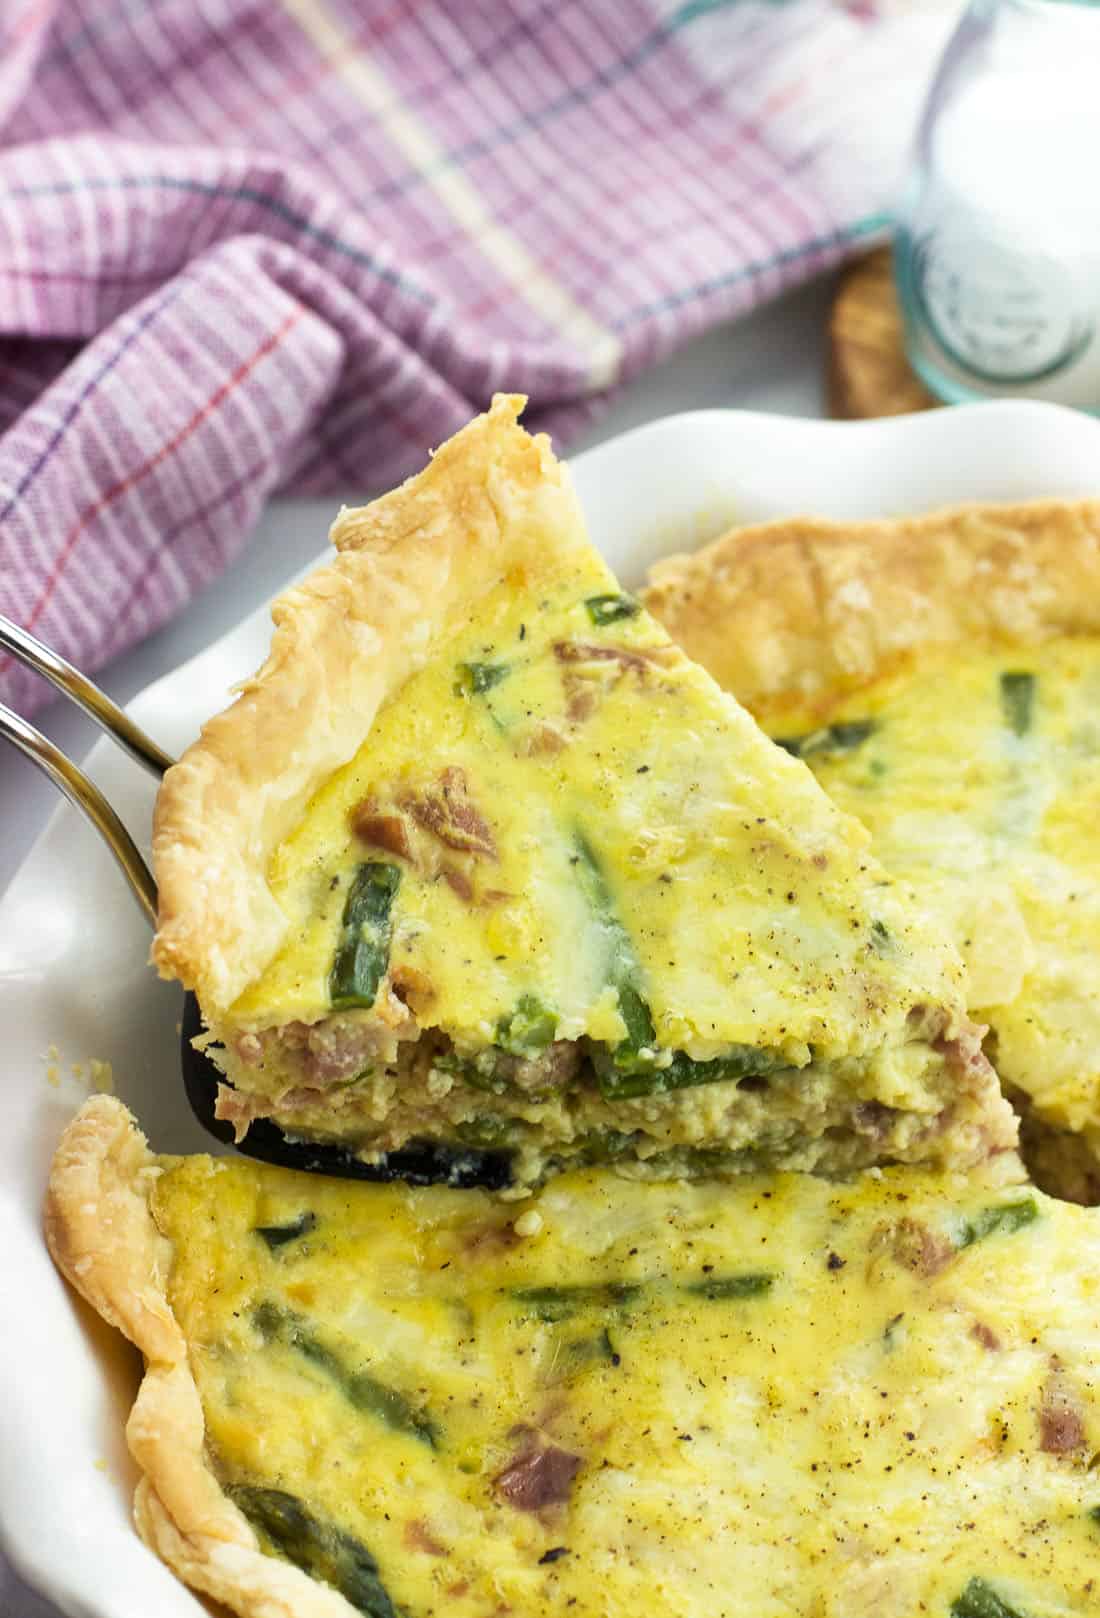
left=895, top=0, right=1100, bottom=410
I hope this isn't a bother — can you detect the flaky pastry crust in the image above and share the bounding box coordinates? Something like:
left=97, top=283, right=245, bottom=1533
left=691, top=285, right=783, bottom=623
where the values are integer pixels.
left=642, top=499, right=1100, bottom=720
left=153, top=394, right=590, bottom=1013
left=45, top=1095, right=359, bottom=1618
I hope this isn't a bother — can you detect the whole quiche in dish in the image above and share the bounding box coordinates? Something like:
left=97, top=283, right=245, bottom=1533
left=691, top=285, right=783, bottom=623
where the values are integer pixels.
left=151, top=396, right=1015, bottom=1188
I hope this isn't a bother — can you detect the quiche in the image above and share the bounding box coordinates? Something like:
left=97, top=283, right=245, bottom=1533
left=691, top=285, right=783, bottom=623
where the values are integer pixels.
left=643, top=499, right=1100, bottom=1197
left=47, top=1095, right=1100, bottom=1618
left=152, top=396, right=1014, bottom=1186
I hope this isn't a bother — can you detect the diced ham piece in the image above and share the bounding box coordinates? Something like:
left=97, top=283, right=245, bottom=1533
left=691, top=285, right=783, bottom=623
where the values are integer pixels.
left=935, top=1022, right=995, bottom=1082
left=403, top=767, right=496, bottom=858
left=563, top=677, right=599, bottom=724
left=350, top=800, right=413, bottom=861
left=495, top=1444, right=582, bottom=1511
left=970, top=1322, right=1001, bottom=1352
left=388, top=964, right=436, bottom=1014
left=215, top=1069, right=380, bottom=1139
left=231, top=1010, right=418, bottom=1099
left=886, top=1217, right=956, bottom=1278
left=553, top=641, right=673, bottom=671
left=214, top=1083, right=259, bottom=1141
left=852, top=1100, right=898, bottom=1141
left=554, top=640, right=677, bottom=724
left=403, top=1520, right=447, bottom=1556
left=302, top=1018, right=381, bottom=1082
left=522, top=722, right=567, bottom=755
left=906, top=1003, right=950, bottom=1041
left=441, top=865, right=474, bottom=901
left=1039, top=1365, right=1086, bottom=1454
left=511, top=1041, right=581, bottom=1094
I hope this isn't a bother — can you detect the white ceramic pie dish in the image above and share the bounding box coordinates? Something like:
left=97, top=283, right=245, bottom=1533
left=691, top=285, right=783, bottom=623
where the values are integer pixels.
left=5, top=399, right=1100, bottom=1618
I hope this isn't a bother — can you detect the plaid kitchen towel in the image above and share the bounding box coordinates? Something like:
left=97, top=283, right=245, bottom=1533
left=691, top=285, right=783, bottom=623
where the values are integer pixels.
left=0, top=0, right=959, bottom=715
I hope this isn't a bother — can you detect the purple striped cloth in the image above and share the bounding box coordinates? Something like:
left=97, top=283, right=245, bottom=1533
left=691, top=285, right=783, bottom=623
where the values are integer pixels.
left=0, top=0, right=958, bottom=715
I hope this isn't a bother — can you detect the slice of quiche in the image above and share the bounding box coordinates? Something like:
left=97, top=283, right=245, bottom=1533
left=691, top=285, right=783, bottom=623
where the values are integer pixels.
left=47, top=1096, right=1100, bottom=1618
left=643, top=499, right=1100, bottom=1199
left=152, top=395, right=1015, bottom=1187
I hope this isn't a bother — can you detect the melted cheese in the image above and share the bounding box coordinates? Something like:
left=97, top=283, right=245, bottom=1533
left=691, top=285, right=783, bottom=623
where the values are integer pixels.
left=232, top=552, right=961, bottom=1065
left=154, top=1154, right=1100, bottom=1618
left=763, top=640, right=1100, bottom=1143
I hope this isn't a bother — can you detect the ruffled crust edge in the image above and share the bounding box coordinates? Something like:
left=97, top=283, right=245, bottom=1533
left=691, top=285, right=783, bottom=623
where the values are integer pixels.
left=642, top=498, right=1100, bottom=721
left=44, top=1094, right=358, bottom=1618
left=152, top=394, right=590, bottom=1013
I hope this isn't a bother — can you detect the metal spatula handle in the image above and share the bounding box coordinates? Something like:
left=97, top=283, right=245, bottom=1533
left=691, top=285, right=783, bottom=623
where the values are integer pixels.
left=0, top=619, right=513, bottom=1185
left=0, top=612, right=173, bottom=925
left=0, top=613, right=174, bottom=778
left=1, top=699, right=159, bottom=927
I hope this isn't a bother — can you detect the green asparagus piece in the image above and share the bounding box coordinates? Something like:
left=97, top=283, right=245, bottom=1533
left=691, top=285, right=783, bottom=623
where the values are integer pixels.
left=495, top=993, right=557, bottom=1054
left=566, top=1129, right=638, bottom=1165
left=511, top=1282, right=642, bottom=1322
left=571, top=831, right=656, bottom=1078
left=574, top=831, right=778, bottom=1099
left=457, top=659, right=510, bottom=695
left=957, top=1197, right=1038, bottom=1249
left=254, top=1211, right=317, bottom=1250
left=253, top=1303, right=436, bottom=1446
left=329, top=862, right=401, bottom=1011
left=584, top=592, right=641, bottom=626
left=596, top=1043, right=781, bottom=1102
left=684, top=1272, right=775, bottom=1301
left=1000, top=671, right=1036, bottom=736
left=775, top=719, right=877, bottom=759
left=228, top=1486, right=400, bottom=1618
left=511, top=1273, right=777, bottom=1319
left=438, top=997, right=559, bottom=1099
left=950, top=1576, right=1031, bottom=1618
left=454, top=1115, right=511, bottom=1147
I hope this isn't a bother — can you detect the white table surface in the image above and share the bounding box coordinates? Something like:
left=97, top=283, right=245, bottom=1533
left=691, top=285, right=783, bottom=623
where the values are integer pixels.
left=0, top=274, right=832, bottom=1618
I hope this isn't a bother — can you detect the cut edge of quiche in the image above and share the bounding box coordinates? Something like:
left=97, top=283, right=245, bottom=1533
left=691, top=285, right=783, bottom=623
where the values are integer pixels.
left=642, top=497, right=1100, bottom=1195
left=152, top=396, right=1018, bottom=1186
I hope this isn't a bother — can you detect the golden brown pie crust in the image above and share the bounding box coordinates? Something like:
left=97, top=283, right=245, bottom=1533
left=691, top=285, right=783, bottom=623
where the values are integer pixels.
left=642, top=499, right=1100, bottom=724
left=45, top=1095, right=359, bottom=1617
left=152, top=393, right=591, bottom=1015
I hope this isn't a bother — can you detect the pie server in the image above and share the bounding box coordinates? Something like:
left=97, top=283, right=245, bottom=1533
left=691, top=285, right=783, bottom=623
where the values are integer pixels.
left=0, top=613, right=513, bottom=1190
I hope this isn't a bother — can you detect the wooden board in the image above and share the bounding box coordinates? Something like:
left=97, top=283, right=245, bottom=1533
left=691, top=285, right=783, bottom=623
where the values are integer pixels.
left=827, top=247, right=937, bottom=420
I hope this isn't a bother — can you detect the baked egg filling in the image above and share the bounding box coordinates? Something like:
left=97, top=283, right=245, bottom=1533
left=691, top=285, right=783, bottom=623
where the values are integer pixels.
left=202, top=560, right=1011, bottom=1184
left=148, top=1144, right=1100, bottom=1618
left=758, top=638, right=1100, bottom=1195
